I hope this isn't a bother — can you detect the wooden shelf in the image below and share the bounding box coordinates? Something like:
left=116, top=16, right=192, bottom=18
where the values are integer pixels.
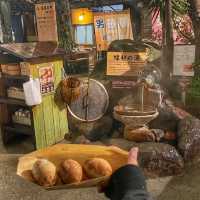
left=0, top=97, right=27, bottom=106
left=1, top=74, right=29, bottom=81
left=3, top=123, right=34, bottom=136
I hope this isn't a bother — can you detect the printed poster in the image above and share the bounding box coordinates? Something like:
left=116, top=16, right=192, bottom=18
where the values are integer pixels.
left=94, top=10, right=133, bottom=51
left=39, top=66, right=54, bottom=94
left=173, top=45, right=195, bottom=76
left=35, top=2, right=58, bottom=42
left=107, top=51, right=148, bottom=76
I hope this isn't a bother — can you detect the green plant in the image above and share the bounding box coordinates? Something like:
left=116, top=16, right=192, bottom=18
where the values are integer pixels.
left=149, top=0, right=189, bottom=22
left=56, top=0, right=75, bottom=52
left=187, top=62, right=200, bottom=98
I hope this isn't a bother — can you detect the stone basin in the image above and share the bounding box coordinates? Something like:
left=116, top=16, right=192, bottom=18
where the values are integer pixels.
left=113, top=105, right=159, bottom=127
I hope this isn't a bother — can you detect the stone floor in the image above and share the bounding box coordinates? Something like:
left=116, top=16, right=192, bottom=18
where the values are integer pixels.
left=1, top=134, right=200, bottom=200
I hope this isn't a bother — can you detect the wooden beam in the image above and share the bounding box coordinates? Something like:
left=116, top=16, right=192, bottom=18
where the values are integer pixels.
left=70, top=0, right=130, bottom=8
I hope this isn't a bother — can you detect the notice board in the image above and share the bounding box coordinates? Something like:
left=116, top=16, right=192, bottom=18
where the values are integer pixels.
left=107, top=52, right=148, bottom=76
left=35, top=2, right=58, bottom=42
left=173, top=45, right=195, bottom=76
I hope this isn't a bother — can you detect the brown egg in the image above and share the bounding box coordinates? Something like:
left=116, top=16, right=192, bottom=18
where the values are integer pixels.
left=32, top=159, right=57, bottom=187
left=83, top=158, right=112, bottom=178
left=59, top=159, right=83, bottom=184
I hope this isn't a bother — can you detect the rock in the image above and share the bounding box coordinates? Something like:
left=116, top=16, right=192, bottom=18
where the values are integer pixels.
left=163, top=131, right=177, bottom=141
left=89, top=141, right=105, bottom=146
left=103, top=138, right=137, bottom=151
left=124, top=126, right=155, bottom=142
left=149, top=99, right=191, bottom=132
left=178, top=116, right=200, bottom=162
left=159, top=131, right=177, bottom=147
left=73, top=135, right=91, bottom=144
left=112, top=119, right=125, bottom=135
left=137, top=143, right=184, bottom=178
left=151, top=129, right=165, bottom=142
left=69, top=115, right=113, bottom=142
left=111, top=130, right=123, bottom=138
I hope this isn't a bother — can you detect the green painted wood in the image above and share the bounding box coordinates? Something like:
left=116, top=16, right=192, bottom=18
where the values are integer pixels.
left=32, top=64, right=47, bottom=149
left=31, top=59, right=68, bottom=149
left=43, top=95, right=56, bottom=146
left=51, top=60, right=62, bottom=141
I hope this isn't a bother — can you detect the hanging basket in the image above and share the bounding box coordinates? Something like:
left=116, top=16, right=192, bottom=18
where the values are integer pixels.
left=61, top=77, right=81, bottom=104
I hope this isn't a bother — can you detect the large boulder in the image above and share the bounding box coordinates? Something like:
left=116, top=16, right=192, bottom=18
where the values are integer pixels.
left=103, top=139, right=184, bottom=178
left=137, top=143, right=184, bottom=178
left=149, top=99, right=191, bottom=132
left=178, top=116, right=200, bottom=162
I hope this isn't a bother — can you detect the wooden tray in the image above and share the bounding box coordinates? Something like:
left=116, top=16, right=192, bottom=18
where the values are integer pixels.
left=17, top=144, right=128, bottom=190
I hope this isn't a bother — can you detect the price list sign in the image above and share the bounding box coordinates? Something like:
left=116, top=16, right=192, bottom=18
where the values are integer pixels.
left=35, top=2, right=58, bottom=42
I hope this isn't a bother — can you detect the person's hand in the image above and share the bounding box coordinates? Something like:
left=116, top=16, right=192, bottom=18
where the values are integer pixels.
left=98, top=147, right=139, bottom=193
left=127, top=147, right=139, bottom=166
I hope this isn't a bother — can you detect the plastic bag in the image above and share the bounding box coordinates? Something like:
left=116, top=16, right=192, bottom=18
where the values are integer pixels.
left=23, top=78, right=42, bottom=106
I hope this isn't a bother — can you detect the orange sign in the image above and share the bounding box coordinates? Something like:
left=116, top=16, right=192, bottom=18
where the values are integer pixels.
left=94, top=10, right=133, bottom=51
left=107, top=52, right=148, bottom=76
left=35, top=2, right=58, bottom=42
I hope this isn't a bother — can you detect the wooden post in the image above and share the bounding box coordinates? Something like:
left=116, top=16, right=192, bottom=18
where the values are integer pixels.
left=56, top=0, right=74, bottom=52
left=0, top=0, right=12, bottom=43
left=161, top=0, right=174, bottom=88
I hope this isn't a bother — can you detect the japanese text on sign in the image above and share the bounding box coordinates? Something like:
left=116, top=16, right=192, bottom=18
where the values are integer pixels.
left=39, top=66, right=54, bottom=95
left=94, top=10, right=133, bottom=51
left=173, top=45, right=195, bottom=76
left=35, top=2, right=58, bottom=42
left=107, top=52, right=148, bottom=76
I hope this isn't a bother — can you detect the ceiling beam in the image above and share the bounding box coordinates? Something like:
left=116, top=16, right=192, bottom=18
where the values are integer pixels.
left=69, top=0, right=131, bottom=8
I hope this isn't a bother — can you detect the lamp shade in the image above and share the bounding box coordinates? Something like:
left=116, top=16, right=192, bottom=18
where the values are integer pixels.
left=71, top=8, right=93, bottom=25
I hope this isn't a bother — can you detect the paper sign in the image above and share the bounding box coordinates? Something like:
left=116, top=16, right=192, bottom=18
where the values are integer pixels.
left=107, top=52, right=148, bottom=76
left=173, top=45, right=195, bottom=76
left=35, top=2, right=58, bottom=42
left=94, top=10, right=133, bottom=51
left=39, top=66, right=54, bottom=94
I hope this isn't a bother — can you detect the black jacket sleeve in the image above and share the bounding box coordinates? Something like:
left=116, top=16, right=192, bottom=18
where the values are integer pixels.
left=104, top=165, right=152, bottom=200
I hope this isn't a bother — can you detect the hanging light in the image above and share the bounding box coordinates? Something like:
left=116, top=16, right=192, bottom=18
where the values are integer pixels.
left=78, top=13, right=84, bottom=21
left=72, top=8, right=93, bottom=25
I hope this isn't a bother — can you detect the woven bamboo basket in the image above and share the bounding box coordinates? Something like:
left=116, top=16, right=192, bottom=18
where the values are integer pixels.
left=61, top=77, right=81, bottom=104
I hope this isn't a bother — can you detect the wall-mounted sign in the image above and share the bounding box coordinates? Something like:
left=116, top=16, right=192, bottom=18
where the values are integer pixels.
left=94, top=10, right=133, bottom=51
left=39, top=66, right=54, bottom=95
left=173, top=45, right=195, bottom=76
left=112, top=80, right=136, bottom=89
left=107, top=51, right=148, bottom=76
left=35, top=2, right=58, bottom=42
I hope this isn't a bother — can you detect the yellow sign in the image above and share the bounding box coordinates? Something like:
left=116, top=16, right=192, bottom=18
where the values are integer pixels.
left=94, top=10, right=133, bottom=51
left=107, top=52, right=148, bottom=76
left=35, top=2, right=58, bottom=42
